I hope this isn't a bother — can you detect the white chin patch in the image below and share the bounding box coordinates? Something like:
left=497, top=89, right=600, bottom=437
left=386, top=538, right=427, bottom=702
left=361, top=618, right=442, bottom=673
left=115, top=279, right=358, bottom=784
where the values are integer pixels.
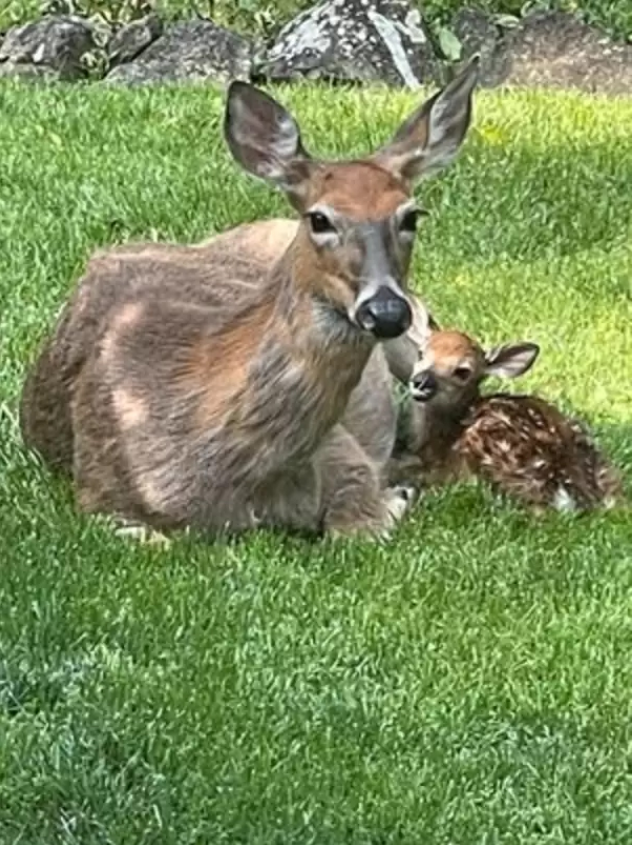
left=409, top=387, right=432, bottom=402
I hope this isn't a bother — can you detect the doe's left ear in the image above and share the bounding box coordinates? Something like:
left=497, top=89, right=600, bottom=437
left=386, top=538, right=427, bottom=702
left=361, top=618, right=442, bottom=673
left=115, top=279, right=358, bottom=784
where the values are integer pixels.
left=374, top=55, right=480, bottom=186
left=484, top=342, right=540, bottom=379
left=407, top=294, right=438, bottom=348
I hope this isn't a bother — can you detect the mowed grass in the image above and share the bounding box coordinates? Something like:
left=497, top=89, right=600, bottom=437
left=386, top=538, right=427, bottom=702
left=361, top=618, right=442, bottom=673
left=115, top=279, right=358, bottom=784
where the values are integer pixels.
left=0, top=78, right=631, bottom=843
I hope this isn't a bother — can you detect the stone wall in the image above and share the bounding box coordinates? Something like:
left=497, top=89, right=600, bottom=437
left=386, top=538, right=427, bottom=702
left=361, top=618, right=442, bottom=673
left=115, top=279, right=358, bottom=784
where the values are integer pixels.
left=0, top=1, right=630, bottom=95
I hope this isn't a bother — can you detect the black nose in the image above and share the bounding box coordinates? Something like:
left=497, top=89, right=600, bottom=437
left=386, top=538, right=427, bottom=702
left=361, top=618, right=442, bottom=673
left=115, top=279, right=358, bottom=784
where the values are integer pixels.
left=410, top=371, right=437, bottom=401
left=355, top=287, right=412, bottom=339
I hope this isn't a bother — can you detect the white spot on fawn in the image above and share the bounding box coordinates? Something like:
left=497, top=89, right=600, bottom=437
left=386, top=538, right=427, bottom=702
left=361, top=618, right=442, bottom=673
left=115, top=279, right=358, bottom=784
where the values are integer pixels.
left=553, top=486, right=576, bottom=512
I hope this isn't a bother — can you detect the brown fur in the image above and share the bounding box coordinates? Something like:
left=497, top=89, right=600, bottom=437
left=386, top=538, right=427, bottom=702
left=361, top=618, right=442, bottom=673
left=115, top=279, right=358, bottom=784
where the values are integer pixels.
left=457, top=395, right=624, bottom=511
left=19, top=219, right=407, bottom=490
left=391, top=328, right=625, bottom=512
left=304, top=161, right=409, bottom=219
left=20, top=65, right=480, bottom=538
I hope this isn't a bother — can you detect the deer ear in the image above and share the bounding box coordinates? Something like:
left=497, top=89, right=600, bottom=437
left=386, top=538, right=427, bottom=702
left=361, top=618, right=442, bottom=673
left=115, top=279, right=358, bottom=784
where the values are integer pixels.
left=484, top=342, right=540, bottom=379
left=374, top=56, right=479, bottom=185
left=407, top=295, right=438, bottom=348
left=224, top=81, right=312, bottom=206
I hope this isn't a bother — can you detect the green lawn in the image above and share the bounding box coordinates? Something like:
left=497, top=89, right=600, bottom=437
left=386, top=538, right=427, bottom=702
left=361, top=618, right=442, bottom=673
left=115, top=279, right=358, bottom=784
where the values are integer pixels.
left=1, top=79, right=631, bottom=843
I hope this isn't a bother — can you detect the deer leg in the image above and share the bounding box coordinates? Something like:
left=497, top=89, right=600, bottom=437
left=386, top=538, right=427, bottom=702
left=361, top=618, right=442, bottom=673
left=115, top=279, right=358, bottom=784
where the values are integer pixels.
left=104, top=515, right=174, bottom=547
left=70, top=365, right=173, bottom=542
left=317, top=426, right=415, bottom=541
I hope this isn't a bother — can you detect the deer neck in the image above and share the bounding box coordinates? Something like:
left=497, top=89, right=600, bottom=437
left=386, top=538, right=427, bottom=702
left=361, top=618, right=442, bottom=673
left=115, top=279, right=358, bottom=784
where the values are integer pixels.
left=270, top=247, right=375, bottom=388
left=410, top=398, right=471, bottom=467
left=195, top=252, right=376, bottom=480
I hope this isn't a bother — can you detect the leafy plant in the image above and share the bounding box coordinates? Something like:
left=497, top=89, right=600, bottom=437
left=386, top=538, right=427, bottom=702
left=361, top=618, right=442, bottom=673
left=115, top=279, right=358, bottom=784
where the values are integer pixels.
left=42, top=0, right=153, bottom=26
left=436, top=24, right=462, bottom=61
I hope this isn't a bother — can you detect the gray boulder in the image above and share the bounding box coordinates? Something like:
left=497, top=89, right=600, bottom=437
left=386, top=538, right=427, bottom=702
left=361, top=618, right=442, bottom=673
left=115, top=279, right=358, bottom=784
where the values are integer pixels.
left=107, top=13, right=163, bottom=68
left=259, top=0, right=439, bottom=87
left=452, top=8, right=510, bottom=87
left=0, top=14, right=98, bottom=81
left=454, top=9, right=632, bottom=96
left=105, top=18, right=253, bottom=85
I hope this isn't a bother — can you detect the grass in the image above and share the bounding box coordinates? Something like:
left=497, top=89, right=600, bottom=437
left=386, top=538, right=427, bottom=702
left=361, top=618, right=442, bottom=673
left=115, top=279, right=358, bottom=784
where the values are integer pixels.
left=0, top=78, right=631, bottom=843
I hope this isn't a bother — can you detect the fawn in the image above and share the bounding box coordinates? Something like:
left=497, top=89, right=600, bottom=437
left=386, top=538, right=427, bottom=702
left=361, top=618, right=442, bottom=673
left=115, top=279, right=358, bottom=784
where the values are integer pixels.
left=20, top=59, right=479, bottom=540
left=390, top=302, right=624, bottom=512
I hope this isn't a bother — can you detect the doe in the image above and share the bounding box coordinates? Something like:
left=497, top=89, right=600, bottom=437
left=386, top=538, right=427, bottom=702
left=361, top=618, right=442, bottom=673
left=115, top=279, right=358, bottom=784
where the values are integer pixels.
left=20, top=61, right=479, bottom=539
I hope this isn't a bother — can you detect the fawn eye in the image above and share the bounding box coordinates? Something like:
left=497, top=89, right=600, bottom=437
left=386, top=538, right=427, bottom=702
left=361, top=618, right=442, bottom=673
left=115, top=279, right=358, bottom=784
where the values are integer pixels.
left=307, top=211, right=335, bottom=234
left=453, top=366, right=472, bottom=382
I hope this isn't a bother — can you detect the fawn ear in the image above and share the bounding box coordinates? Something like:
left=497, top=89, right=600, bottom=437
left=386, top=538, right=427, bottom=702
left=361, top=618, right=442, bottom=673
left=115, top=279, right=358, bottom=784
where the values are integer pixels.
left=224, top=81, right=312, bottom=206
left=407, top=295, right=439, bottom=348
left=374, top=56, right=479, bottom=185
left=484, top=342, right=540, bottom=379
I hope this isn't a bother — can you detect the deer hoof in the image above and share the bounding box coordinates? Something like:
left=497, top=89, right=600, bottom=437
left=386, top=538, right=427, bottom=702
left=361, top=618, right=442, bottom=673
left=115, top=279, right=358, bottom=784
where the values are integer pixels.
left=110, top=517, right=173, bottom=548
left=384, top=484, right=416, bottom=521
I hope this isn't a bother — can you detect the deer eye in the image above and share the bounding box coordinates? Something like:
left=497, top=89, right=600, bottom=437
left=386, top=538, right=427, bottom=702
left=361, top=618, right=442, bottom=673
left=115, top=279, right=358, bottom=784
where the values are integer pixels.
left=399, top=207, right=426, bottom=235
left=307, top=211, right=335, bottom=234
left=453, top=366, right=472, bottom=382
left=400, top=210, right=419, bottom=233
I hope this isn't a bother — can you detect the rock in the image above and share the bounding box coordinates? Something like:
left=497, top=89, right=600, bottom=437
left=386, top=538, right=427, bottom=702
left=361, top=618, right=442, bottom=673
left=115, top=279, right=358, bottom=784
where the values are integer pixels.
left=108, top=13, right=163, bottom=68
left=453, top=9, right=632, bottom=96
left=105, top=18, right=253, bottom=85
left=452, top=8, right=510, bottom=87
left=504, top=11, right=632, bottom=96
left=0, top=15, right=98, bottom=81
left=259, top=0, right=439, bottom=88
left=0, top=62, right=60, bottom=81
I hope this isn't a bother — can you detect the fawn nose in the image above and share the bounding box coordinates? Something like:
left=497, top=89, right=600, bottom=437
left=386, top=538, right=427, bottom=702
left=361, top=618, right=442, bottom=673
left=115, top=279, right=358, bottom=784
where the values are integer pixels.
left=355, top=287, right=412, bottom=339
left=410, top=371, right=437, bottom=401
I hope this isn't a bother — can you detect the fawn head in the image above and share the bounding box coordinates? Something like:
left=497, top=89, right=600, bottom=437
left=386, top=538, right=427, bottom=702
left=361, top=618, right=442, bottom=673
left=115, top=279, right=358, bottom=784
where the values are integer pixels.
left=407, top=300, right=540, bottom=415
left=224, top=59, right=479, bottom=340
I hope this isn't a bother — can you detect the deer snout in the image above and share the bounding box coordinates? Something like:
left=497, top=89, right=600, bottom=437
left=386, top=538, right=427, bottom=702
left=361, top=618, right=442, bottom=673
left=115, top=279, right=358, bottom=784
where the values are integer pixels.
left=354, top=286, right=412, bottom=339
left=410, top=370, right=437, bottom=402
